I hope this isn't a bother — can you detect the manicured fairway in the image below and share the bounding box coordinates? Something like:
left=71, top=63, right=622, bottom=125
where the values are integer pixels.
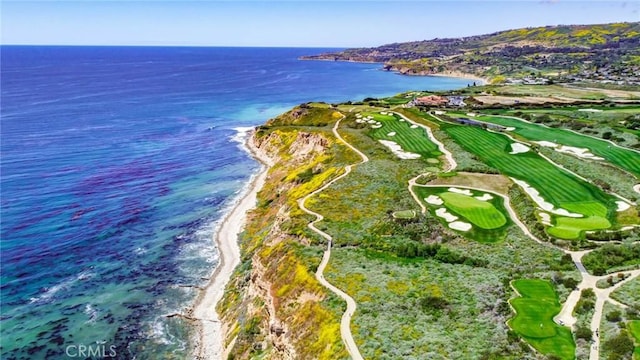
left=365, top=112, right=442, bottom=159
left=509, top=279, right=576, bottom=360
left=477, top=114, right=640, bottom=177
left=438, top=121, right=616, bottom=239
left=629, top=321, right=640, bottom=360
left=439, top=192, right=507, bottom=229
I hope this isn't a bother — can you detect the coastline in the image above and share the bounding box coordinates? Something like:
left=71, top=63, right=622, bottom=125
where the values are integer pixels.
left=428, top=71, right=490, bottom=86
left=301, top=57, right=489, bottom=85
left=191, top=129, right=272, bottom=359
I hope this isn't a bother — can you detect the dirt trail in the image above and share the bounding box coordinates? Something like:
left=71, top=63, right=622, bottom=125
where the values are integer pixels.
left=297, top=116, right=366, bottom=360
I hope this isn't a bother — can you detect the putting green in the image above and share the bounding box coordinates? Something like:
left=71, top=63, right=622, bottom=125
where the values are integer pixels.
left=509, top=279, right=576, bottom=360
left=547, top=216, right=611, bottom=240
left=393, top=210, right=416, bottom=219
left=439, top=192, right=507, bottom=229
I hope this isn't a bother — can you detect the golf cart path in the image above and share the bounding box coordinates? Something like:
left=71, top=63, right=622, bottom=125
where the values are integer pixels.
left=297, top=115, right=366, bottom=360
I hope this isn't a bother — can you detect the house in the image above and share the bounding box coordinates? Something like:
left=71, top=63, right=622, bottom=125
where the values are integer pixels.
left=413, top=95, right=448, bottom=106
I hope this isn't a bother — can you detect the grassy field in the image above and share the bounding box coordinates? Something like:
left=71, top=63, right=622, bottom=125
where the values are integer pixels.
left=436, top=119, right=617, bottom=239
left=629, top=321, right=640, bottom=360
left=414, top=186, right=510, bottom=243
left=508, top=279, right=576, bottom=360
left=363, top=112, right=442, bottom=161
left=475, top=114, right=640, bottom=177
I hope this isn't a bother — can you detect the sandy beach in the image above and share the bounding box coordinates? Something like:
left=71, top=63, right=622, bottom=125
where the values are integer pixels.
left=191, top=130, right=272, bottom=359
left=429, top=71, right=490, bottom=85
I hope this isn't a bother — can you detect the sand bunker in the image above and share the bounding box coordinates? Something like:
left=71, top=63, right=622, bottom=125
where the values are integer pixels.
left=436, top=208, right=458, bottom=222
left=387, top=132, right=396, bottom=136
left=535, top=141, right=558, bottom=148
left=466, top=113, right=476, bottom=117
left=556, top=146, right=604, bottom=160
left=539, top=212, right=552, bottom=225
left=578, top=108, right=603, bottom=112
left=410, top=125, right=419, bottom=129
left=475, top=193, right=494, bottom=201
left=371, top=124, right=382, bottom=129
left=378, top=140, right=421, bottom=159
left=434, top=111, right=445, bottom=115
left=448, top=187, right=473, bottom=196
left=510, top=143, right=530, bottom=154
left=511, top=178, right=582, bottom=217
left=425, top=195, right=444, bottom=205
left=616, top=201, right=631, bottom=212
left=533, top=141, right=603, bottom=160
left=449, top=221, right=472, bottom=231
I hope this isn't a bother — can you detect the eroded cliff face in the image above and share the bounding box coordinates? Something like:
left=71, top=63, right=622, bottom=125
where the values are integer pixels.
left=216, top=122, right=348, bottom=360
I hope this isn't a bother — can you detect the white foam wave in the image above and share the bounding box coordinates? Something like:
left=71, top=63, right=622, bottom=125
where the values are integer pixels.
left=29, top=270, right=94, bottom=304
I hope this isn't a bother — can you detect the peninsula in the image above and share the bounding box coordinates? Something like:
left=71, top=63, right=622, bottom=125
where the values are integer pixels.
left=196, top=22, right=640, bottom=360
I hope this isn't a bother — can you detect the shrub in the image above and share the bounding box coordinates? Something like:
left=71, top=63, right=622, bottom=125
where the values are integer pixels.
left=575, top=326, right=593, bottom=340
left=606, top=310, right=622, bottom=322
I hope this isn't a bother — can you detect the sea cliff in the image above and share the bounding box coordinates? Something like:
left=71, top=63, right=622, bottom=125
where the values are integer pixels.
left=214, top=105, right=355, bottom=359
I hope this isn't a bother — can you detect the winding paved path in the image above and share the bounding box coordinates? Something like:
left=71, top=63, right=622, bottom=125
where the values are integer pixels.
left=297, top=116, right=367, bottom=360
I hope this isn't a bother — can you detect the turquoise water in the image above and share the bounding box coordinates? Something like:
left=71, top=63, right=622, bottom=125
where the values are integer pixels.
left=0, top=46, right=470, bottom=359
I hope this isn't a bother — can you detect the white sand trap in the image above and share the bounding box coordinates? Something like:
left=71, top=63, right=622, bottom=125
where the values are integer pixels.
left=448, top=187, right=473, bottom=196
left=399, top=119, right=405, bottom=122
left=578, top=108, right=603, bottom=112
left=466, top=113, right=476, bottom=117
left=616, top=201, right=631, bottom=212
left=425, top=195, right=444, bottom=205
left=434, top=111, right=445, bottom=115
left=509, top=143, right=530, bottom=154
left=355, top=119, right=364, bottom=123
left=371, top=124, right=382, bottom=129
left=511, top=178, right=582, bottom=217
left=539, top=212, right=552, bottom=225
left=534, top=140, right=559, bottom=148
left=387, top=132, right=396, bottom=136
left=378, top=140, right=421, bottom=159
left=356, top=114, right=362, bottom=118
left=449, top=221, right=472, bottom=231
left=410, top=125, right=419, bottom=129
left=367, top=120, right=377, bottom=124
left=436, top=208, right=458, bottom=222
left=475, top=193, right=494, bottom=201
left=505, top=127, right=516, bottom=131
left=557, top=146, right=604, bottom=160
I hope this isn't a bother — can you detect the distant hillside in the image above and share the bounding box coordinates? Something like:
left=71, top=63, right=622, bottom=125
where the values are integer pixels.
left=302, top=22, right=640, bottom=84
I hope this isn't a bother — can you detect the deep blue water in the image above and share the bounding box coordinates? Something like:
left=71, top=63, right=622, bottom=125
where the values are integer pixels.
left=0, top=46, right=470, bottom=359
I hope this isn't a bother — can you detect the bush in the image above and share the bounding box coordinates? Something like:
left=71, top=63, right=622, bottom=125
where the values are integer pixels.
left=603, top=331, right=634, bottom=358
left=575, top=326, right=593, bottom=340
left=606, top=310, right=622, bottom=322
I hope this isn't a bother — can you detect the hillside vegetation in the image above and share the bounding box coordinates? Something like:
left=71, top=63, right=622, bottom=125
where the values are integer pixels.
left=302, top=22, right=640, bottom=83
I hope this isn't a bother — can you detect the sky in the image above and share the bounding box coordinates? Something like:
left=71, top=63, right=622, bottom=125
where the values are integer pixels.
left=1, top=1, right=639, bottom=47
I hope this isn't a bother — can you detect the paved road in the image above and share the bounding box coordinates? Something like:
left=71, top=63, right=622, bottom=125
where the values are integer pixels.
left=297, top=116, right=366, bottom=360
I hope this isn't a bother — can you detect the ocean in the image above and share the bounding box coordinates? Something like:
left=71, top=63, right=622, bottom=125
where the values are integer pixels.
left=0, top=46, right=470, bottom=359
